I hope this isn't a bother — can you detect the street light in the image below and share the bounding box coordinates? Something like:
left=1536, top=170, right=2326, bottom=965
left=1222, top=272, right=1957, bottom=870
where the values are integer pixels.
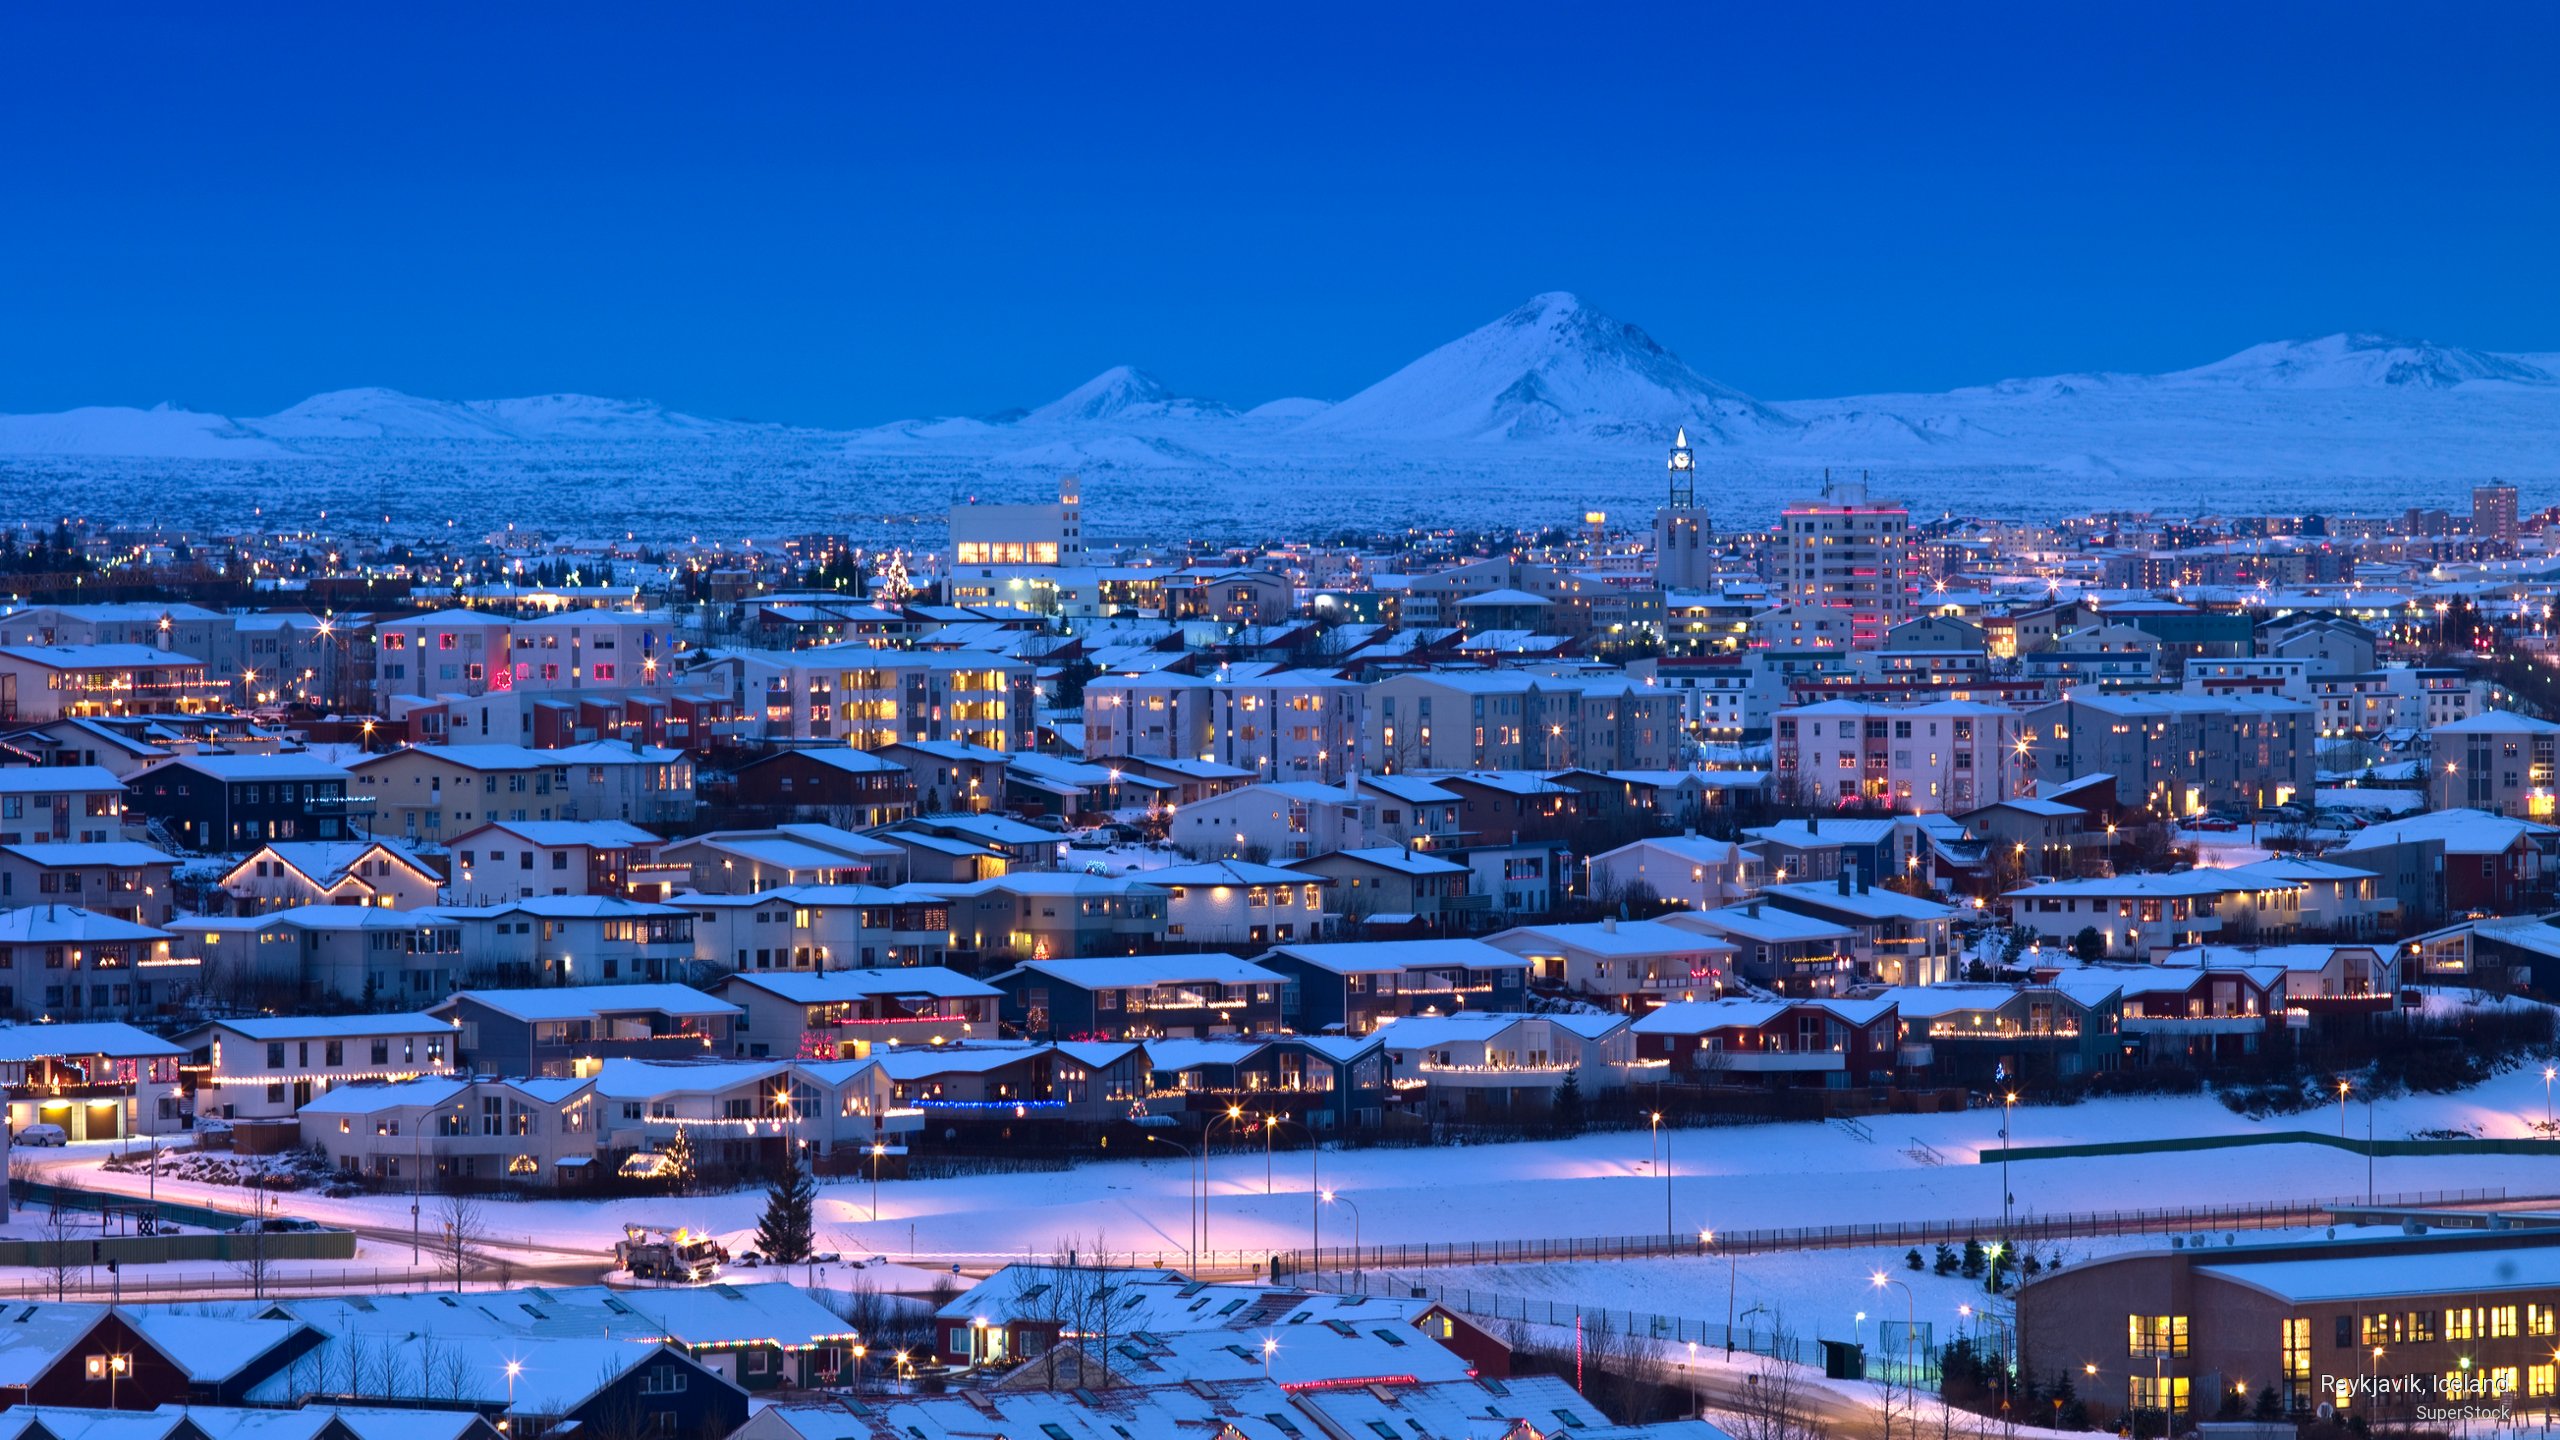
left=1261, top=1337, right=1278, bottom=1378
left=1999, top=1091, right=2018, bottom=1250
left=504, top=1359, right=522, bottom=1411
left=1322, top=1190, right=1363, bottom=1279
left=870, top=1142, right=887, bottom=1222
left=1263, top=1114, right=1322, bottom=1269
left=2545, top=1065, right=2555, bottom=1131
left=1868, top=1271, right=1916, bottom=1387
left=1145, top=1134, right=1200, bottom=1269
left=1649, top=1111, right=1673, bottom=1241
left=2337, top=1077, right=2351, bottom=1138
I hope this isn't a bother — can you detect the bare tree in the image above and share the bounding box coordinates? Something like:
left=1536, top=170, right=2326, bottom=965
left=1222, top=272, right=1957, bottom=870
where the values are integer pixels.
left=1716, top=1327, right=1831, bottom=1440
left=40, top=1204, right=84, bottom=1301
left=437, top=1189, right=487, bottom=1291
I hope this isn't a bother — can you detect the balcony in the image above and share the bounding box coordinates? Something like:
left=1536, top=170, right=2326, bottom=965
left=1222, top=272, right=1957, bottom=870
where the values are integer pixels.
left=2121, top=1014, right=2270, bottom=1036
left=1701, top=1050, right=1845, bottom=1074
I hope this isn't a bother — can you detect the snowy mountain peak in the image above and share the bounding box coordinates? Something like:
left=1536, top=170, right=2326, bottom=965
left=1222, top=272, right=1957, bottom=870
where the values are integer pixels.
left=1300, top=292, right=1795, bottom=442
left=253, top=388, right=518, bottom=441
left=1023, top=366, right=1234, bottom=426
left=2171, top=333, right=2556, bottom=390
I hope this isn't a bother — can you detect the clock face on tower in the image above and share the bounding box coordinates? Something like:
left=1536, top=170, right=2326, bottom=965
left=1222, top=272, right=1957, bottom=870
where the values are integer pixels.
left=1670, top=451, right=1693, bottom=471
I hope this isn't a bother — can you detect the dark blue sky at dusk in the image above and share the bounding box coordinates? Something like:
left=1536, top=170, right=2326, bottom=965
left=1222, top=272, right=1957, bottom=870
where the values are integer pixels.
left=3, top=4, right=2553, bottom=427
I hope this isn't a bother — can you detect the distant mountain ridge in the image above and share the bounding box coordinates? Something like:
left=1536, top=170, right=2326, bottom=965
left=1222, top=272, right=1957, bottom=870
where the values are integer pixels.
left=3, top=298, right=2556, bottom=475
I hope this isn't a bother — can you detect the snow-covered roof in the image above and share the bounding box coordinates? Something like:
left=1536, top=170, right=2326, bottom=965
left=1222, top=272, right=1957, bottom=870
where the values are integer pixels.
left=722, top=968, right=1001, bottom=1003
left=1670, top=905, right=1853, bottom=944
left=448, top=984, right=742, bottom=1021
left=1007, top=954, right=1284, bottom=988
left=1258, top=938, right=1525, bottom=975
left=0, top=906, right=166, bottom=944
left=1371, top=1009, right=1627, bottom=1047
left=1489, top=919, right=1733, bottom=957
left=1630, top=996, right=1897, bottom=1034
left=0, top=1021, right=181, bottom=1061
left=2336, top=807, right=2557, bottom=856
left=1285, top=845, right=1468, bottom=877
left=0, top=766, right=123, bottom=794
left=198, top=1011, right=454, bottom=1041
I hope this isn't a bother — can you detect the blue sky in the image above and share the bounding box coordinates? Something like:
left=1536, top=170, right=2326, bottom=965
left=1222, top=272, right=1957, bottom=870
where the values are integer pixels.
left=2, top=4, right=2553, bottom=426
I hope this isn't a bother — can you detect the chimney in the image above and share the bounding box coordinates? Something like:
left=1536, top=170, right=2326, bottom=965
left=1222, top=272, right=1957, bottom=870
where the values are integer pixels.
left=1601, top=916, right=1617, bottom=934
left=1806, top=815, right=1819, bottom=835
left=1837, top=865, right=1853, bottom=897
left=1857, top=865, right=1872, bottom=895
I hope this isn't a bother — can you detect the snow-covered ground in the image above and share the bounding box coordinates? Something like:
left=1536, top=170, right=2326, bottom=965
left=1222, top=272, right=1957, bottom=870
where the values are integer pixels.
left=15, top=1058, right=2560, bottom=1284
left=7, top=300, right=2560, bottom=543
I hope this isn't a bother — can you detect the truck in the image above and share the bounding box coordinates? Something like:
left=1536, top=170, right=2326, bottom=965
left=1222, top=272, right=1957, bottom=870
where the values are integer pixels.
left=615, top=1224, right=727, bottom=1282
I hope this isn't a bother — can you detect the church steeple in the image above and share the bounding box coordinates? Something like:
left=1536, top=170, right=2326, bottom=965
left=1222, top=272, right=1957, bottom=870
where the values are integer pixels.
left=1666, top=426, right=1696, bottom=507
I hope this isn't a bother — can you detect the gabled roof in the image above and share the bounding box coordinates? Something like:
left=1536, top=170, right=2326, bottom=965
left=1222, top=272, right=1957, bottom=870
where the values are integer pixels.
left=720, top=968, right=1001, bottom=1003
left=446, top=984, right=742, bottom=1022
left=2335, top=807, right=2559, bottom=856
left=1257, top=938, right=1523, bottom=976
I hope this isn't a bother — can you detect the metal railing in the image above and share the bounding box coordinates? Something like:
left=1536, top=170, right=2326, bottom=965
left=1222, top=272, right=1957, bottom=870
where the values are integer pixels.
left=1267, top=1186, right=2510, bottom=1282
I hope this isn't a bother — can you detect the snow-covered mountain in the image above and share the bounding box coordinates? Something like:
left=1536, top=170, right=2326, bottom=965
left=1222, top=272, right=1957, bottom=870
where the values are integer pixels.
left=246, top=387, right=751, bottom=442
left=2158, top=333, right=2557, bottom=391
left=5, top=301, right=2558, bottom=541
left=1021, top=366, right=1237, bottom=426
left=1299, top=292, right=1793, bottom=443
left=0, top=404, right=292, bottom=459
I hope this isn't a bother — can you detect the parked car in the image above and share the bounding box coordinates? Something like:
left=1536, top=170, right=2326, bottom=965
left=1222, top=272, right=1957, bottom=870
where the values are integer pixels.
left=12, top=1123, right=67, bottom=1147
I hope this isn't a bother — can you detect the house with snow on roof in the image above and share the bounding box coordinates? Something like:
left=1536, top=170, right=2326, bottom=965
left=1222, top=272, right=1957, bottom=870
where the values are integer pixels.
left=1585, top=833, right=1763, bottom=911
left=1149, top=859, right=1335, bottom=946
left=0, top=1020, right=184, bottom=1140
left=445, top=819, right=665, bottom=902
left=0, top=766, right=124, bottom=847
left=2330, top=807, right=2559, bottom=923
left=1760, top=875, right=1961, bottom=986
left=1134, top=1034, right=1389, bottom=1132
left=126, top=752, right=358, bottom=851
left=926, top=872, right=1169, bottom=963
left=1484, top=918, right=1733, bottom=1013
left=1631, top=996, right=1901, bottom=1089
left=0, top=643, right=218, bottom=723
left=436, top=984, right=738, bottom=1076
left=1278, top=847, right=1475, bottom=933
left=1174, top=781, right=1372, bottom=862
left=0, top=905, right=193, bottom=1025
left=1253, top=939, right=1528, bottom=1036
left=655, top=824, right=903, bottom=893
left=715, top=967, right=1001, bottom=1058
left=177, top=1011, right=457, bottom=1122
left=1872, top=979, right=2123, bottom=1087
left=992, top=954, right=1288, bottom=1041
left=0, top=841, right=178, bottom=925
left=727, top=746, right=916, bottom=828
left=1658, top=900, right=1853, bottom=996
left=2426, top=708, right=2560, bottom=819
left=218, top=839, right=440, bottom=913
left=1372, top=1010, right=1638, bottom=1121
left=299, top=1074, right=598, bottom=1188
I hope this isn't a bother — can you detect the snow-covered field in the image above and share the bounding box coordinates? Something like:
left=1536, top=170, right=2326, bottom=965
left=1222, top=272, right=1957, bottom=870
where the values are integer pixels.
left=16, top=1058, right=2560, bottom=1285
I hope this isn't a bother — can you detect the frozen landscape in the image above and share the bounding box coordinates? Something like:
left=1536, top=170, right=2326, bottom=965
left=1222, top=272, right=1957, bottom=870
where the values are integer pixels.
left=7, top=294, right=2559, bottom=544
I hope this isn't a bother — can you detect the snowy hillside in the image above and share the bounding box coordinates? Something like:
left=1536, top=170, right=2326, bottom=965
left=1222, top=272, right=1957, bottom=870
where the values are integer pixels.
left=1298, top=291, right=1794, bottom=443
left=247, top=387, right=750, bottom=442
left=6, top=300, right=2558, bottom=540
left=0, top=404, right=292, bottom=459
left=1021, top=366, right=1237, bottom=426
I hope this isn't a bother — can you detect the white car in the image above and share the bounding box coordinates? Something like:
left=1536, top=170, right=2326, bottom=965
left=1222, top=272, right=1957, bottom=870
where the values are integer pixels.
left=13, top=1123, right=68, bottom=1147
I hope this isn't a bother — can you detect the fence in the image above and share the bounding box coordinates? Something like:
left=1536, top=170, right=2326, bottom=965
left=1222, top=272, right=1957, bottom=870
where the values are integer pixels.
left=1986, top=1131, right=2560, bottom=1163
left=1266, top=1186, right=2508, bottom=1282
left=0, top=1265, right=515, bottom=1302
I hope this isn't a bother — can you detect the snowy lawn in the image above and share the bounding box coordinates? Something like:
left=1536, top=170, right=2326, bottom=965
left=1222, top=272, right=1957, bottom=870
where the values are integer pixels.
left=12, top=1060, right=2556, bottom=1280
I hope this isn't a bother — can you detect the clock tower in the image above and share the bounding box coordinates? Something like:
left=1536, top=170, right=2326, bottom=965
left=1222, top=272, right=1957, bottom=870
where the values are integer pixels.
left=1652, top=426, right=1712, bottom=590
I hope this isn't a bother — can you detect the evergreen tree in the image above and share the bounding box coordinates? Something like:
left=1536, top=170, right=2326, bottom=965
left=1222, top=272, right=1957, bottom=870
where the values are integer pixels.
left=1551, top=1072, right=1587, bottom=1136
left=2251, top=1385, right=2284, bottom=1422
left=661, top=1124, right=696, bottom=1193
left=2071, top=926, right=2106, bottom=962
left=1933, top=1242, right=1959, bottom=1275
left=755, top=1158, right=818, bottom=1263
left=1960, top=1238, right=1986, bottom=1278
left=1905, top=1246, right=1924, bottom=1272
